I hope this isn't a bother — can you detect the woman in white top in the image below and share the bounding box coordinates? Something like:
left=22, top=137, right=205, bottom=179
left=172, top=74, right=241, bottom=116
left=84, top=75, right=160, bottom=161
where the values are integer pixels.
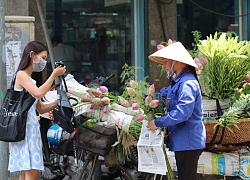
left=8, top=41, right=66, bottom=180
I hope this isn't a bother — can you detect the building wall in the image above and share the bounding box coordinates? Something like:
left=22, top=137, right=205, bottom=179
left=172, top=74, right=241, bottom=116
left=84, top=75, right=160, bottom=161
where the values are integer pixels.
left=4, top=0, right=29, bottom=16
left=4, top=0, right=46, bottom=45
left=148, top=0, right=175, bottom=91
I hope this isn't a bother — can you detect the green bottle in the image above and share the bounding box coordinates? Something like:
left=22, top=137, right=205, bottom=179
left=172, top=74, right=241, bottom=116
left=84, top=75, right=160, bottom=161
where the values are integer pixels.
left=85, top=118, right=97, bottom=128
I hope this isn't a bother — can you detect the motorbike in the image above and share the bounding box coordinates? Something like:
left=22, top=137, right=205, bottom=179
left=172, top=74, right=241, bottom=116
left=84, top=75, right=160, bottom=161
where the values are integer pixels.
left=40, top=72, right=163, bottom=180
left=40, top=73, right=115, bottom=180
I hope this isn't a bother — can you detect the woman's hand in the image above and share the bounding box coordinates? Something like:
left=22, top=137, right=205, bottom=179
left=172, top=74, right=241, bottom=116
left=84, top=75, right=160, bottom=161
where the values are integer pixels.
left=147, top=120, right=158, bottom=131
left=52, top=65, right=67, bottom=77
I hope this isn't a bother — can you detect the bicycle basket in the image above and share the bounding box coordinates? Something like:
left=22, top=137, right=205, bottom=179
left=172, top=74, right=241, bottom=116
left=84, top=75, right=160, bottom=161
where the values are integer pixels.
left=76, top=123, right=117, bottom=156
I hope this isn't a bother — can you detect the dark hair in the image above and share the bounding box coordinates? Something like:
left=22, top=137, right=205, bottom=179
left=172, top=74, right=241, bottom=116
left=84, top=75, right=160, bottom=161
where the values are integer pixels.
left=51, top=36, right=62, bottom=44
left=16, top=41, right=48, bottom=86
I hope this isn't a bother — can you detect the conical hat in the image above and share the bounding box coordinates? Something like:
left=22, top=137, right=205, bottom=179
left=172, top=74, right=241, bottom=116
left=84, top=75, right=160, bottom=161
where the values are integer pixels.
left=149, top=42, right=198, bottom=68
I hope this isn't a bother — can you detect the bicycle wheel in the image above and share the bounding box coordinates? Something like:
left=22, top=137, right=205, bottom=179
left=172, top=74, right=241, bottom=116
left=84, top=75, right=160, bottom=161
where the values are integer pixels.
left=72, top=149, right=100, bottom=180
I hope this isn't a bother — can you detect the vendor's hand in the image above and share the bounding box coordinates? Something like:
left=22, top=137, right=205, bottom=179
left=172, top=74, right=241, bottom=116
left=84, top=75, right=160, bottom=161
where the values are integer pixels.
left=49, top=110, right=54, bottom=120
left=52, top=65, right=66, bottom=77
left=147, top=119, right=158, bottom=131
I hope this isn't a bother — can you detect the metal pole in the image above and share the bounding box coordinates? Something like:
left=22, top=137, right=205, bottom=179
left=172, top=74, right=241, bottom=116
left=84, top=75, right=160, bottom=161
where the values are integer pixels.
left=35, top=0, right=59, bottom=83
left=0, top=1, right=10, bottom=179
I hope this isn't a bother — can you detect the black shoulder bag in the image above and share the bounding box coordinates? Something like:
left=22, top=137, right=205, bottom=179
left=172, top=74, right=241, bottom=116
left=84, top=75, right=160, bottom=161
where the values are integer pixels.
left=53, top=76, right=78, bottom=133
left=0, top=75, right=36, bottom=142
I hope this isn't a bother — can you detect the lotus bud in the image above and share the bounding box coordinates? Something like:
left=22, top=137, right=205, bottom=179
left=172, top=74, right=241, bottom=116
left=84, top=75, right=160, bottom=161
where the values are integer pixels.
left=81, top=95, right=91, bottom=102
left=194, top=57, right=200, bottom=63
left=147, top=84, right=155, bottom=95
left=136, top=114, right=144, bottom=122
left=150, top=100, right=160, bottom=108
left=86, top=88, right=94, bottom=94
left=201, top=58, right=208, bottom=66
left=132, top=103, right=139, bottom=110
left=196, top=62, right=202, bottom=69
left=99, top=86, right=108, bottom=93
left=145, top=95, right=152, bottom=105
left=129, top=80, right=138, bottom=88
left=168, top=39, right=173, bottom=45
left=92, top=89, right=102, bottom=97
left=121, top=100, right=130, bottom=108
left=157, top=44, right=165, bottom=50
left=90, top=104, right=98, bottom=109
left=101, top=97, right=110, bottom=105
left=126, top=87, right=136, bottom=97
left=198, top=52, right=203, bottom=57
left=91, top=97, right=101, bottom=107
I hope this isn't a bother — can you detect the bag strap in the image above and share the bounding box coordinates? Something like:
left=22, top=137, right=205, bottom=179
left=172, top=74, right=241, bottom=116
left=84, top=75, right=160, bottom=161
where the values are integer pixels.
left=58, top=75, right=68, bottom=92
left=10, top=73, right=28, bottom=92
left=10, top=74, right=17, bottom=90
left=58, top=75, right=78, bottom=106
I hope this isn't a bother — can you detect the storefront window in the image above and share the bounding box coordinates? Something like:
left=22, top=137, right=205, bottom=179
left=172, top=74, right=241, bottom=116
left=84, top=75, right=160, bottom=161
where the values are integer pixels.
left=46, top=0, right=131, bottom=92
left=176, top=0, right=239, bottom=49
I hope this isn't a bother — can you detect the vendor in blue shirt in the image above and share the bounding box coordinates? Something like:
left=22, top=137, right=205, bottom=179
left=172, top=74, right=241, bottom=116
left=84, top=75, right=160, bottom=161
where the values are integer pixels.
left=147, top=42, right=206, bottom=180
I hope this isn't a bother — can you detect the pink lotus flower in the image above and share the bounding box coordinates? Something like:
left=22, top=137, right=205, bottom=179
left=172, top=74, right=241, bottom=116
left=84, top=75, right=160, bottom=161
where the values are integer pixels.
left=126, top=87, right=136, bottom=97
left=147, top=84, right=155, bottom=95
left=121, top=101, right=130, bottom=108
left=168, top=39, right=173, bottom=45
left=201, top=58, right=208, bottom=65
left=92, top=89, right=102, bottom=97
left=86, top=88, right=92, bottom=93
left=194, top=57, right=200, bottom=63
left=99, top=86, right=108, bottom=93
left=132, top=103, right=139, bottom=110
left=82, top=95, right=91, bottom=102
left=198, top=52, right=203, bottom=57
left=90, top=104, right=98, bottom=109
left=129, top=80, right=138, bottom=88
left=136, top=114, right=144, bottom=122
left=157, top=44, right=165, bottom=50
left=145, top=95, right=152, bottom=105
left=90, top=98, right=101, bottom=108
left=101, top=97, right=110, bottom=105
left=196, top=62, right=202, bottom=69
left=103, top=104, right=111, bottom=114
left=149, top=100, right=160, bottom=108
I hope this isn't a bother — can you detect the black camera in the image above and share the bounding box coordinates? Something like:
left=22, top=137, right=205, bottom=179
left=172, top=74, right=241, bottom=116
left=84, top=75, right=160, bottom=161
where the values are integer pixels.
left=55, top=61, right=64, bottom=67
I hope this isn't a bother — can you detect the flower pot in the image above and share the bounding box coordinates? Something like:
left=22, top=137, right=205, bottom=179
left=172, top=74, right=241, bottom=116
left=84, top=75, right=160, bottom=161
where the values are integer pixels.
left=202, top=97, right=230, bottom=121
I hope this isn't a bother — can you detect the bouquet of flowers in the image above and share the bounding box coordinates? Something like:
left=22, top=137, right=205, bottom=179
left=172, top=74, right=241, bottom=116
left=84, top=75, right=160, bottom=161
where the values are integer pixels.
left=118, top=79, right=166, bottom=139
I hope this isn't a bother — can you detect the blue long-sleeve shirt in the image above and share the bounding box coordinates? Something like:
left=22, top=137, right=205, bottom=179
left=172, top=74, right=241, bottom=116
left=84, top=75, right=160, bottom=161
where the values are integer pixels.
left=155, top=67, right=206, bottom=151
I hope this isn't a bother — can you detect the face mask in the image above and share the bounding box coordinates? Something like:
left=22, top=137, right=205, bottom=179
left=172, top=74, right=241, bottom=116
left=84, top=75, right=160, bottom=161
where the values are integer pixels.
left=33, top=57, right=47, bottom=72
left=167, top=61, right=176, bottom=79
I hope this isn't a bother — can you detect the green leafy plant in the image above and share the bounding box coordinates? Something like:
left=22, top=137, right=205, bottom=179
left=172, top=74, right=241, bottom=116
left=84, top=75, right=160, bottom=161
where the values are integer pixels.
left=197, top=32, right=250, bottom=99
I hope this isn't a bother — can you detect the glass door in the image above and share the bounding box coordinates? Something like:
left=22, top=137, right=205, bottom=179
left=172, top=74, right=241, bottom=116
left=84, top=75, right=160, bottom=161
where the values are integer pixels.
left=46, top=0, right=132, bottom=93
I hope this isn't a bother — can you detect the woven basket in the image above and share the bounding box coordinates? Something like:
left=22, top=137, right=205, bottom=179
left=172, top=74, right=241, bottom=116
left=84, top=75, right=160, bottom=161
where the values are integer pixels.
left=204, top=118, right=250, bottom=144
